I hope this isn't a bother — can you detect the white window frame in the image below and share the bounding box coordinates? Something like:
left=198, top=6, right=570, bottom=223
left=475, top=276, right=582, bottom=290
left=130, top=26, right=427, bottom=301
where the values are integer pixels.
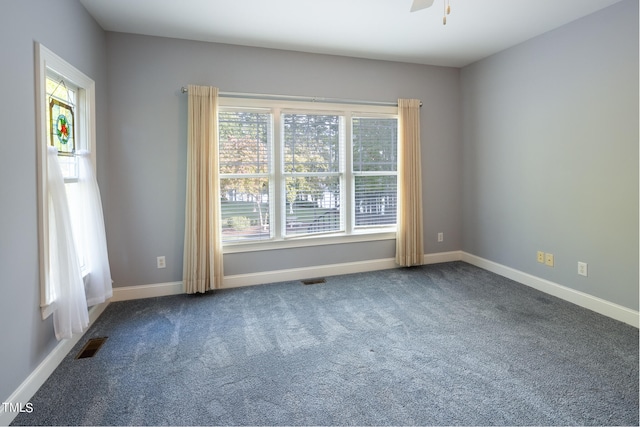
left=219, top=97, right=398, bottom=254
left=35, top=43, right=96, bottom=319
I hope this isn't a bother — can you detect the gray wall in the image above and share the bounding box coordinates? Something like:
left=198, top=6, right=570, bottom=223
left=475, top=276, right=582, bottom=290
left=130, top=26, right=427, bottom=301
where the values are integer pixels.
left=0, top=0, right=108, bottom=404
left=461, top=0, right=638, bottom=310
left=104, top=34, right=462, bottom=287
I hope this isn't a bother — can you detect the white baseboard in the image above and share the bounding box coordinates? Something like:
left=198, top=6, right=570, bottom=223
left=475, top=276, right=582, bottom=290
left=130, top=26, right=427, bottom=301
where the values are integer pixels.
left=106, top=252, right=464, bottom=298
left=0, top=302, right=109, bottom=426
left=222, top=257, right=397, bottom=289
left=222, top=250, right=463, bottom=289
left=424, top=250, right=463, bottom=265
left=461, top=252, right=639, bottom=328
left=111, top=281, right=183, bottom=302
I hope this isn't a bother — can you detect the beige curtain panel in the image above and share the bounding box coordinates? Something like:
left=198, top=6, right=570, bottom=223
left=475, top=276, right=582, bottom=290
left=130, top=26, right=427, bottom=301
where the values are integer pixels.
left=183, top=85, right=224, bottom=293
left=396, top=98, right=424, bottom=267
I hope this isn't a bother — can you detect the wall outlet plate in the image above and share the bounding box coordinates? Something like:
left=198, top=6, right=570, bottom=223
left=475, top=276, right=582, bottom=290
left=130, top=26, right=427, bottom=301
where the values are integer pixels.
left=578, top=261, right=588, bottom=276
left=157, top=256, right=166, bottom=269
left=545, top=253, right=554, bottom=267
left=537, top=251, right=545, bottom=263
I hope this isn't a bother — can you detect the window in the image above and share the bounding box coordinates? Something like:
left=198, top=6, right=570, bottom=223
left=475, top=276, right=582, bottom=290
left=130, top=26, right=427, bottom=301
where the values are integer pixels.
left=218, top=98, right=398, bottom=249
left=283, top=113, right=342, bottom=237
left=36, top=43, right=97, bottom=318
left=219, top=110, right=272, bottom=242
left=352, top=117, right=398, bottom=228
left=45, top=73, right=87, bottom=272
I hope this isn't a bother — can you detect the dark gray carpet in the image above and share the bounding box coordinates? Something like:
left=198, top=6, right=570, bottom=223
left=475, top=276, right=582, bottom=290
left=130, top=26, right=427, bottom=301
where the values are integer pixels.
left=12, top=262, right=639, bottom=426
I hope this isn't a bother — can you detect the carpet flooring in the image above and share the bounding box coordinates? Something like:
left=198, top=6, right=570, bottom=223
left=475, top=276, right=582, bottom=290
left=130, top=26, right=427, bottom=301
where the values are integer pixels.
left=12, top=262, right=639, bottom=425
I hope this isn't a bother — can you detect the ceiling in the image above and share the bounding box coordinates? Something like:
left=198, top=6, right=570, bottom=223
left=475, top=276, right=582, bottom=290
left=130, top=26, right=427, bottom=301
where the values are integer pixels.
left=79, top=0, right=624, bottom=67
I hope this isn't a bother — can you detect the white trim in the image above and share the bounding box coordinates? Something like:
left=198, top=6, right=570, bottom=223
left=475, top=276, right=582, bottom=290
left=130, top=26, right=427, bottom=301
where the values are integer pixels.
left=105, top=252, right=464, bottom=300
left=223, top=251, right=463, bottom=289
left=35, top=42, right=97, bottom=318
left=219, top=96, right=398, bottom=114
left=424, top=250, right=463, bottom=265
left=110, top=282, right=184, bottom=302
left=223, top=231, right=396, bottom=254
left=0, top=302, right=109, bottom=426
left=222, top=257, right=397, bottom=289
left=461, top=252, right=639, bottom=328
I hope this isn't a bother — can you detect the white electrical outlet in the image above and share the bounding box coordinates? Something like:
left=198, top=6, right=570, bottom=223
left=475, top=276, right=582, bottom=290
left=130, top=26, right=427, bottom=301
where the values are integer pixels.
left=537, top=251, right=545, bottom=263
left=578, top=261, right=588, bottom=276
left=437, top=232, right=443, bottom=242
left=157, top=256, right=166, bottom=269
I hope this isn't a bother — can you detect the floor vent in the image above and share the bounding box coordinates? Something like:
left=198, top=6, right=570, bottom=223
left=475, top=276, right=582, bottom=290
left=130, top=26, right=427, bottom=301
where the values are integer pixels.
left=76, top=337, right=108, bottom=359
left=302, top=278, right=326, bottom=285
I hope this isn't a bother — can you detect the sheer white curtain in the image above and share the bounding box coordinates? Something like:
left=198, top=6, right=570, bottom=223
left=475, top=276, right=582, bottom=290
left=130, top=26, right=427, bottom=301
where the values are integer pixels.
left=47, top=147, right=89, bottom=340
left=396, top=99, right=424, bottom=267
left=183, top=85, right=224, bottom=293
left=77, top=151, right=113, bottom=306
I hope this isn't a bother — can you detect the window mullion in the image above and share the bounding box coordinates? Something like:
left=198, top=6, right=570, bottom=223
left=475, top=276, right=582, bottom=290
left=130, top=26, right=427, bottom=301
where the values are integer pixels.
left=284, top=171, right=339, bottom=177
left=344, top=112, right=353, bottom=235
left=220, top=173, right=269, bottom=179
left=272, top=107, right=283, bottom=240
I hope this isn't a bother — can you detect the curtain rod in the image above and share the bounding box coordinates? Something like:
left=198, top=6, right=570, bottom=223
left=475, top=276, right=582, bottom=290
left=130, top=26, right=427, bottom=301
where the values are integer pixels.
left=180, top=87, right=421, bottom=107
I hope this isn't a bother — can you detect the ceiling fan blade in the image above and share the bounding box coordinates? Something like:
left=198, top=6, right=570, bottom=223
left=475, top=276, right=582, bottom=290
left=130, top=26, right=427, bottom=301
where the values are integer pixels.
left=410, top=0, right=435, bottom=12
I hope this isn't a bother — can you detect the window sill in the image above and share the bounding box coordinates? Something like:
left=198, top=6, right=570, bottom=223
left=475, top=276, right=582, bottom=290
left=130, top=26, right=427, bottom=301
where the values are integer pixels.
left=42, top=269, right=91, bottom=320
left=222, top=230, right=396, bottom=254
left=41, top=302, right=56, bottom=320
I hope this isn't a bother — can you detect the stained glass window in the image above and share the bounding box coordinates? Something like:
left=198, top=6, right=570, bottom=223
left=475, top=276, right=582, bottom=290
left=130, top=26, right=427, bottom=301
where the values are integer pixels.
left=46, top=77, right=76, bottom=157
left=49, top=98, right=74, bottom=155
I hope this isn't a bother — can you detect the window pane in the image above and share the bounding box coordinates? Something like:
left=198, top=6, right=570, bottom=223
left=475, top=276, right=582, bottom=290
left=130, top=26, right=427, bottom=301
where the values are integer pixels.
left=355, top=176, right=397, bottom=227
left=219, top=111, right=271, bottom=174
left=283, top=114, right=340, bottom=173
left=353, top=117, right=397, bottom=172
left=220, top=178, right=270, bottom=242
left=57, top=155, right=79, bottom=181
left=285, top=176, right=341, bottom=236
